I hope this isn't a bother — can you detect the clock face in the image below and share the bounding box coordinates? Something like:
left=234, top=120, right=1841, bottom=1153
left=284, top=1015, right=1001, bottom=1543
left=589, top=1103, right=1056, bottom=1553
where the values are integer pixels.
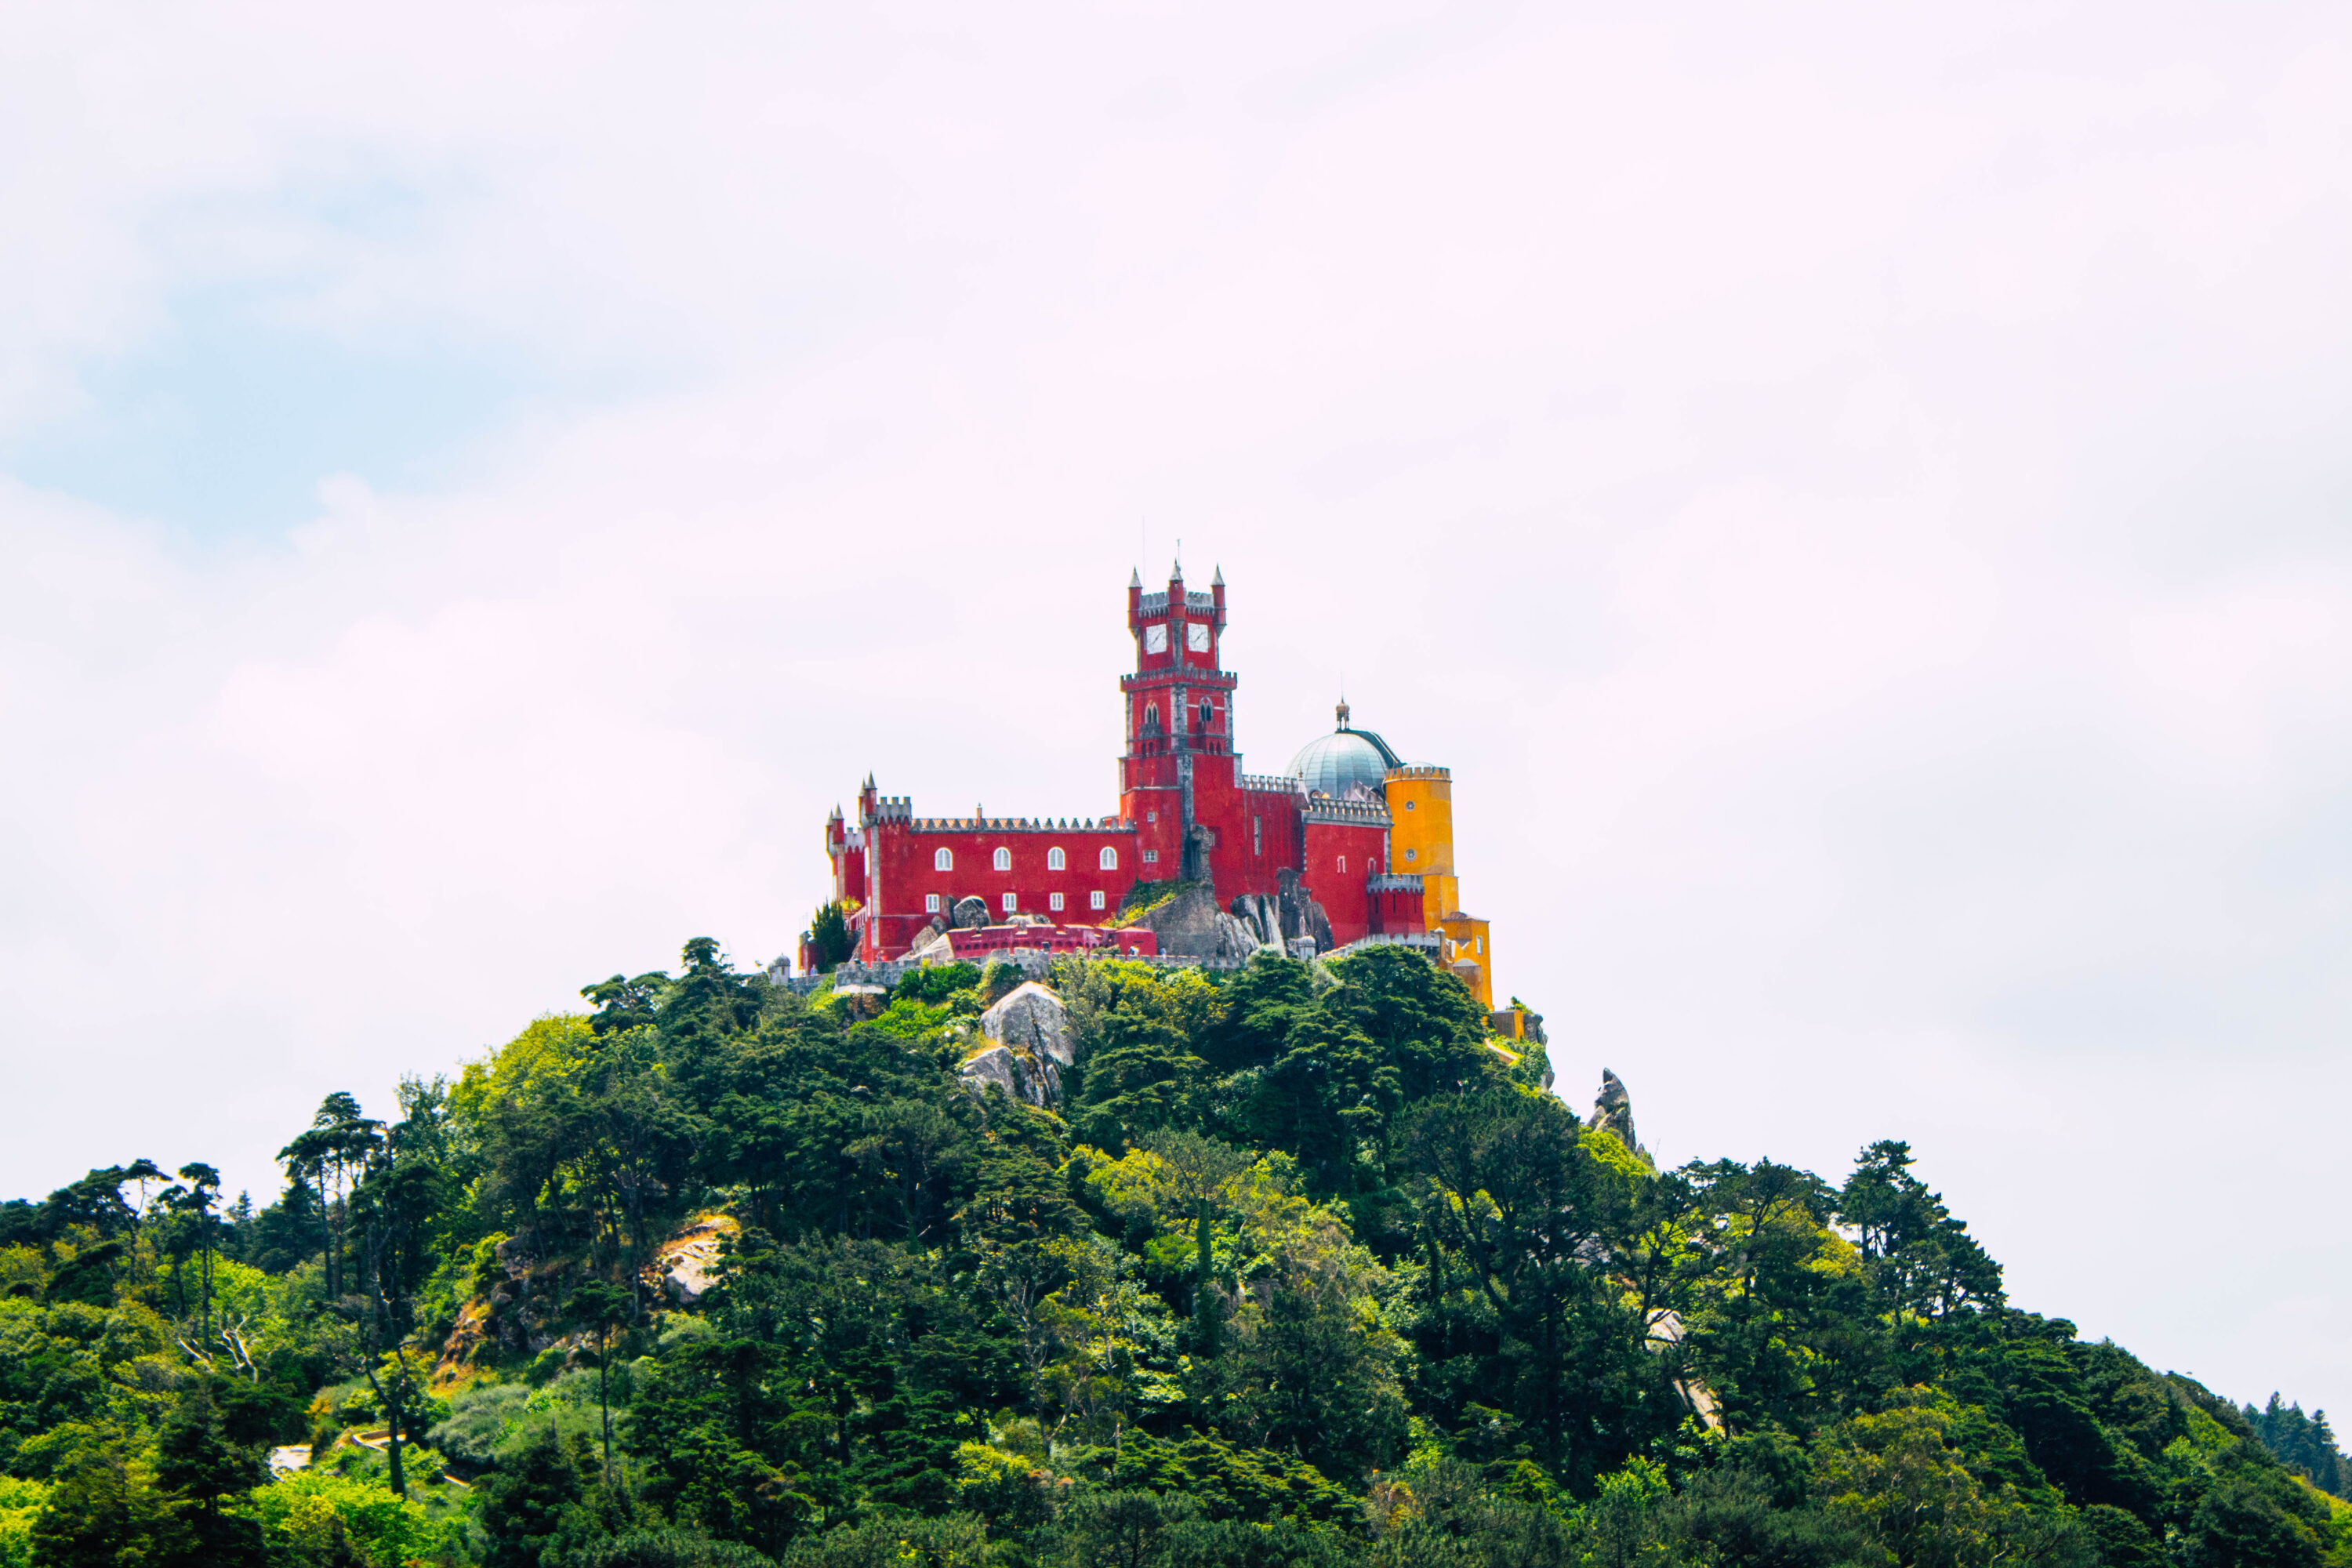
left=1144, top=623, right=1168, bottom=654
left=1186, top=622, right=1210, bottom=652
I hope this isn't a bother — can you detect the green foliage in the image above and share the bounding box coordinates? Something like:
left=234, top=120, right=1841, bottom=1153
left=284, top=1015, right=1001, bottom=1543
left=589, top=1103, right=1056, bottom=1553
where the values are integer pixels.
left=2249, top=1393, right=2352, bottom=1497
left=241, top=1467, right=457, bottom=1566
left=807, top=906, right=855, bottom=975
left=0, top=1476, right=45, bottom=1568
left=0, top=935, right=2330, bottom=1568
left=893, top=964, right=981, bottom=1004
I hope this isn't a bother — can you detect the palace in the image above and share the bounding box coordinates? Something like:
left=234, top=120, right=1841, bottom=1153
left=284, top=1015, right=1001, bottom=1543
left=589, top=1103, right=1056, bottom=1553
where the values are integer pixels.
left=812, top=565, right=1502, bottom=1011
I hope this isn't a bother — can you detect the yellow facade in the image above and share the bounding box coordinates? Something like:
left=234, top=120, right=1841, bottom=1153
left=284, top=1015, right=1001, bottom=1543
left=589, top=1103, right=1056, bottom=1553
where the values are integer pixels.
left=1382, top=764, right=1497, bottom=1011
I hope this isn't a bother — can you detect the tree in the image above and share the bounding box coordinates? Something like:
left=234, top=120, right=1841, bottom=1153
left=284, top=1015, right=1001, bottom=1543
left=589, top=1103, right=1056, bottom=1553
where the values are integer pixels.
left=1398, top=1090, right=1654, bottom=1479
left=153, top=1380, right=268, bottom=1565
left=277, top=1093, right=385, bottom=1298
left=1137, top=1131, right=1250, bottom=1353
left=478, top=1425, right=598, bottom=1568
left=162, top=1164, right=222, bottom=1336
left=28, top=1448, right=180, bottom=1568
left=569, top=1279, right=633, bottom=1481
left=807, top=904, right=854, bottom=974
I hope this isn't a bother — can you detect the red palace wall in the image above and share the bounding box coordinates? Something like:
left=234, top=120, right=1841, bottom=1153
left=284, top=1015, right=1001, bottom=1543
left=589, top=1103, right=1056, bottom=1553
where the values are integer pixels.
left=821, top=568, right=1424, bottom=965
left=849, top=809, right=1143, bottom=961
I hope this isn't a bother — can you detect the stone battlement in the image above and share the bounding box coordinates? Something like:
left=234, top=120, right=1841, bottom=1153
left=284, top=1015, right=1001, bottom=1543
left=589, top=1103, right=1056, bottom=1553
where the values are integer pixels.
left=1329, top=932, right=1442, bottom=957
left=1302, top=797, right=1392, bottom=826
left=1240, top=773, right=1305, bottom=796
left=1137, top=590, right=1218, bottom=616
left=1385, top=764, right=1450, bottom=782
left=1367, top=873, right=1425, bottom=893
left=867, top=813, right=1134, bottom=833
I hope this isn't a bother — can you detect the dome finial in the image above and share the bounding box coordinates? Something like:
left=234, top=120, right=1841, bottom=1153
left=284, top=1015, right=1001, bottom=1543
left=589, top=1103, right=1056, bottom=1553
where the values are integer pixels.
left=1336, top=698, right=1351, bottom=729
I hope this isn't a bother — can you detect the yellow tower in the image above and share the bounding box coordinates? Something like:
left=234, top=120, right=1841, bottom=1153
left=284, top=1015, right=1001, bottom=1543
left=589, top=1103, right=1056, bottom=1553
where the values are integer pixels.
left=1384, top=765, right=1456, bottom=924
left=1383, top=764, right=1496, bottom=1012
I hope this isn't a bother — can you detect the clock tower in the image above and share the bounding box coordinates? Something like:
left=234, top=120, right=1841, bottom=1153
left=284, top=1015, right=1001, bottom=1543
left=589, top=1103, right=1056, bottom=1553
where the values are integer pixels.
left=1120, top=562, right=1237, bottom=884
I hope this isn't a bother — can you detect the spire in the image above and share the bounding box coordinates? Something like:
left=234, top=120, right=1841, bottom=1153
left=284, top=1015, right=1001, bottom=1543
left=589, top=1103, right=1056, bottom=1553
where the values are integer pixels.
left=1129, top=567, right=1142, bottom=588
left=1211, top=563, right=1224, bottom=586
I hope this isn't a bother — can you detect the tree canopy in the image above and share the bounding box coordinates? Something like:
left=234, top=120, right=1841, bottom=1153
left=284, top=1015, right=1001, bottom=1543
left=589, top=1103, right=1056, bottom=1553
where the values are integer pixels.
left=0, top=938, right=2342, bottom=1568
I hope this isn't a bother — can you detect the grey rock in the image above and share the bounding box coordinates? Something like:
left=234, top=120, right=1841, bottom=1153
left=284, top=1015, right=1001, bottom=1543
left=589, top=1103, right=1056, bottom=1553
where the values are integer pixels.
left=1275, top=867, right=1334, bottom=953
left=982, top=981, right=1075, bottom=1066
left=957, top=1042, right=1058, bottom=1107
left=1586, top=1069, right=1652, bottom=1165
left=1229, top=893, right=1280, bottom=949
left=1136, top=882, right=1261, bottom=963
left=951, top=895, right=992, bottom=931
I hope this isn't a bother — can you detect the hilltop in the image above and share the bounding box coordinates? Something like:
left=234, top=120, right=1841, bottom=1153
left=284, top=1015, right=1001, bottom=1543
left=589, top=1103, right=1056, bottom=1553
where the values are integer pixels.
left=2, top=940, right=2347, bottom=1567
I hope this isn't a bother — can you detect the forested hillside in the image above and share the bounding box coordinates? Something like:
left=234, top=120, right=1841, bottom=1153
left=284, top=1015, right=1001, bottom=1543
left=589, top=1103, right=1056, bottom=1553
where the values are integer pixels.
left=4, top=940, right=2347, bottom=1567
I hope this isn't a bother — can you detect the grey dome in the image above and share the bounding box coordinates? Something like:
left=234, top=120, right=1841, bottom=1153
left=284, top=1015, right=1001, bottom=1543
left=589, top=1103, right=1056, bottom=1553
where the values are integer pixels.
left=1287, top=706, right=1402, bottom=799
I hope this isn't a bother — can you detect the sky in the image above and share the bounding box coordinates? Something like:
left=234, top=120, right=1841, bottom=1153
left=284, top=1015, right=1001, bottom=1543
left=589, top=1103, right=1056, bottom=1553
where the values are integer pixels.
left=4, top=2, right=2350, bottom=1420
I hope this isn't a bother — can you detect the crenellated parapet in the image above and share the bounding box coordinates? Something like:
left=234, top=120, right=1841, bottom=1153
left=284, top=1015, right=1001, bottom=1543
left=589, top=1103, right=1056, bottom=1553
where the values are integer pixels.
left=1367, top=873, right=1425, bottom=893
left=1136, top=590, right=1218, bottom=617
left=900, top=816, right=1132, bottom=834
left=1240, top=773, right=1304, bottom=796
left=1302, top=797, right=1392, bottom=826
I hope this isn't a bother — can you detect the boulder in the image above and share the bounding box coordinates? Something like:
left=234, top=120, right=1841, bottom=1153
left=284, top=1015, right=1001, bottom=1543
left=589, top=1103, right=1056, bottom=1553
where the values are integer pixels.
left=644, top=1214, right=740, bottom=1307
left=958, top=1043, right=1058, bottom=1107
left=982, top=981, right=1075, bottom=1066
left=1229, top=893, right=1279, bottom=949
left=951, top=895, right=991, bottom=931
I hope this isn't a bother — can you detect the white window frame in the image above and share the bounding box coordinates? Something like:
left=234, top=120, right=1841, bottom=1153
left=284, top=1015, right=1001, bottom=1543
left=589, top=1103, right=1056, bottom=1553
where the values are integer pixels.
left=1047, top=846, right=1066, bottom=870
left=1090, top=890, right=1106, bottom=910
left=1098, top=847, right=1117, bottom=869
left=924, top=893, right=941, bottom=913
left=992, top=847, right=1011, bottom=871
left=1000, top=892, right=1017, bottom=913
left=934, top=848, right=953, bottom=871
left=1050, top=891, right=1065, bottom=912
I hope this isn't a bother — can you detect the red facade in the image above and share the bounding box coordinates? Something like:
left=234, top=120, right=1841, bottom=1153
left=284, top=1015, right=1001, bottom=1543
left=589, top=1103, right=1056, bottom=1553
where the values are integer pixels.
left=820, top=568, right=1427, bottom=964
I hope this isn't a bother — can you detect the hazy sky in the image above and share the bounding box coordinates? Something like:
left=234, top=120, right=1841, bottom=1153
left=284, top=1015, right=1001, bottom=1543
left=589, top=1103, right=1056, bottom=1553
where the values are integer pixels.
left=5, top=3, right=2350, bottom=1420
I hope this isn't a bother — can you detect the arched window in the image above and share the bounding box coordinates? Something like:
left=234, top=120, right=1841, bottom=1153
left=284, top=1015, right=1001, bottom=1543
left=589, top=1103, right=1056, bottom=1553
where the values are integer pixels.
left=1143, top=704, right=1160, bottom=731
left=934, top=848, right=953, bottom=871
left=1098, top=847, right=1118, bottom=870
left=1200, top=699, right=1214, bottom=729
left=1338, top=855, right=1348, bottom=873
left=993, top=847, right=1011, bottom=871
left=1047, top=846, right=1066, bottom=870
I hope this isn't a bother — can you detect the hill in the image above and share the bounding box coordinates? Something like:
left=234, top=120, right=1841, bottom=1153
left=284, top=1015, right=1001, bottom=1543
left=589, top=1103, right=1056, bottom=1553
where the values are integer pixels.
left=2, top=940, right=2347, bottom=1567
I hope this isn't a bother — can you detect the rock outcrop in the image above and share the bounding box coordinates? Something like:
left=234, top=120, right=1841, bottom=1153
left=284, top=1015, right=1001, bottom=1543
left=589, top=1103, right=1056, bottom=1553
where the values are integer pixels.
left=1275, top=867, right=1334, bottom=954
left=956, top=981, right=1070, bottom=1105
left=1134, top=881, right=1261, bottom=962
left=1587, top=1069, right=1653, bottom=1166
left=981, top=981, right=1074, bottom=1066
left=950, top=895, right=991, bottom=931
left=645, top=1214, right=740, bottom=1306
left=959, top=1042, right=1058, bottom=1106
